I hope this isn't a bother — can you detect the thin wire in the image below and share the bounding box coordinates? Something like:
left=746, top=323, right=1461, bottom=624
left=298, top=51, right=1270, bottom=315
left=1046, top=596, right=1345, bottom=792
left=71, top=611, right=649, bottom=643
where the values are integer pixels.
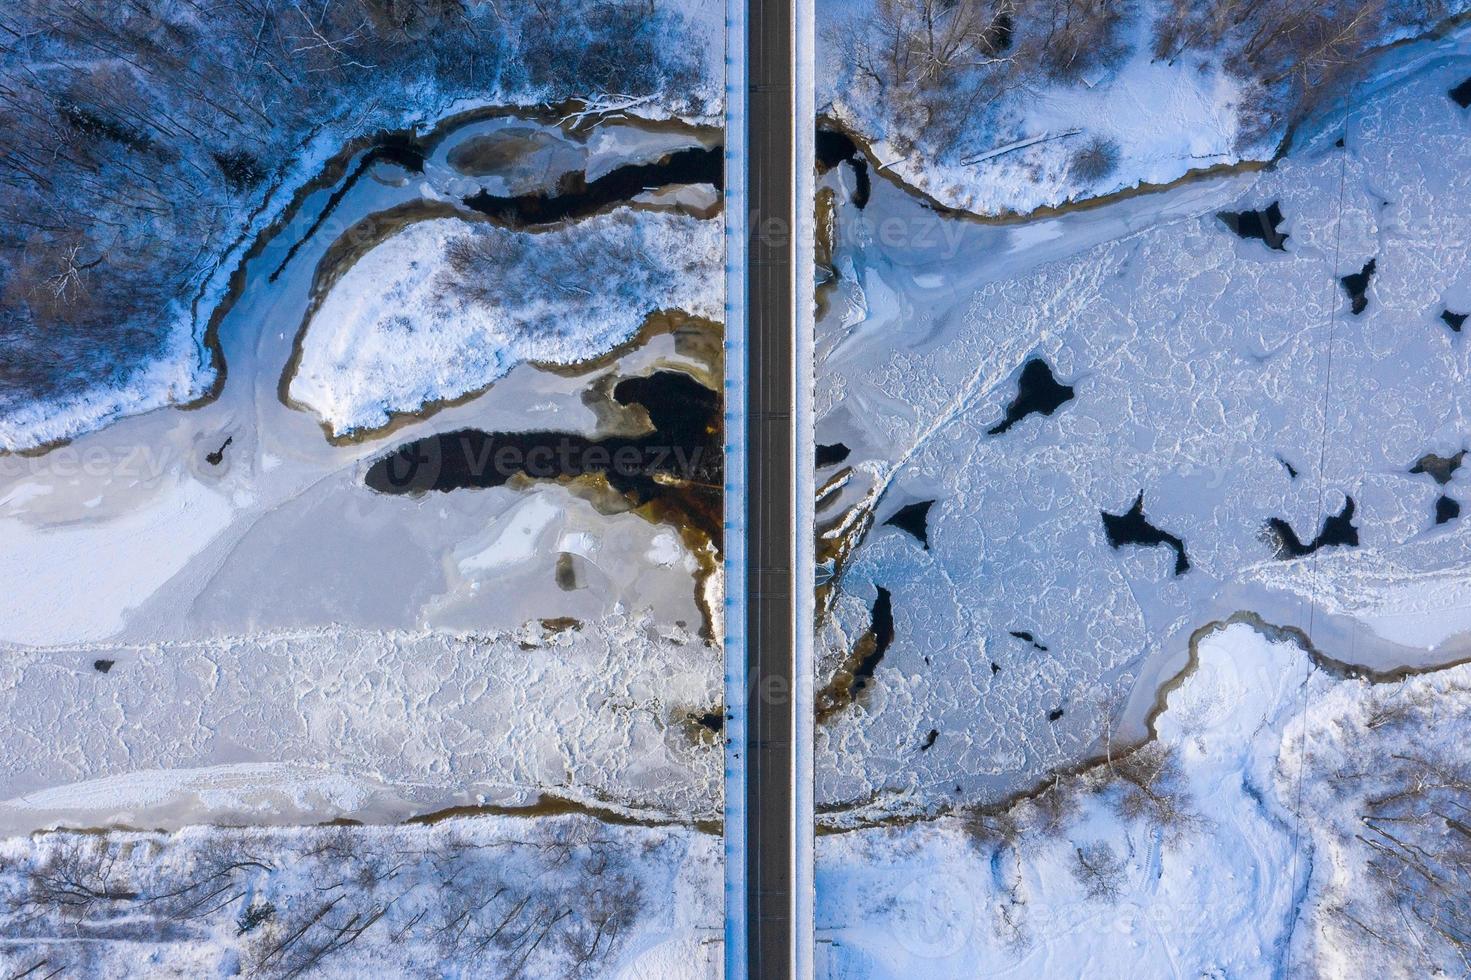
left=1288, top=90, right=1354, bottom=907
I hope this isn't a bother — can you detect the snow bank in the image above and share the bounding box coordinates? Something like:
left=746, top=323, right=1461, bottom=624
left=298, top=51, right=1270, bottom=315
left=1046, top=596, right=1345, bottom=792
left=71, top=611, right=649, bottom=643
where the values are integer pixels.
left=817, top=623, right=1471, bottom=977
left=0, top=310, right=211, bottom=454
left=288, top=210, right=723, bottom=436
left=817, top=0, right=1253, bottom=214
left=819, top=0, right=1470, bottom=217
left=0, top=814, right=721, bottom=979
left=826, top=6, right=1253, bottom=216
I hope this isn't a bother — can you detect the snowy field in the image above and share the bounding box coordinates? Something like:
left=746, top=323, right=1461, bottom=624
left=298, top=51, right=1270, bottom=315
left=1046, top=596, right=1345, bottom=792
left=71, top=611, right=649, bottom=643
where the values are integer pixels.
left=819, top=0, right=1471, bottom=217
left=0, top=814, right=721, bottom=979
left=815, top=29, right=1471, bottom=823
left=817, top=622, right=1471, bottom=978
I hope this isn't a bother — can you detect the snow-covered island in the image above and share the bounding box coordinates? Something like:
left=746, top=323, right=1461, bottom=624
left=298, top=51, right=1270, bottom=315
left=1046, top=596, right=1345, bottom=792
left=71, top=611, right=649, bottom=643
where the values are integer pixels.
left=288, top=209, right=722, bottom=438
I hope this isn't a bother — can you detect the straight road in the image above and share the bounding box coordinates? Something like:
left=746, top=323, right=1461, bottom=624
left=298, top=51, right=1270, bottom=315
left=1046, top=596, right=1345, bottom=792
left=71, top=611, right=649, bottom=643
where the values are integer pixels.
left=745, top=0, right=797, bottom=974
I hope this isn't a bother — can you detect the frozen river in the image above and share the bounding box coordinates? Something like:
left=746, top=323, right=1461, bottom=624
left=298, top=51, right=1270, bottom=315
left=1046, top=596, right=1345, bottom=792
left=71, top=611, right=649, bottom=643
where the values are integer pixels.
left=814, top=30, right=1471, bottom=826
left=0, top=108, right=727, bottom=834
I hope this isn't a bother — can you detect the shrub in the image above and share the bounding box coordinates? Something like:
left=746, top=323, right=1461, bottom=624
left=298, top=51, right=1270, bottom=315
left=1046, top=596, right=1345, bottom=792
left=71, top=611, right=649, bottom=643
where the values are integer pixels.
left=1070, top=136, right=1121, bottom=184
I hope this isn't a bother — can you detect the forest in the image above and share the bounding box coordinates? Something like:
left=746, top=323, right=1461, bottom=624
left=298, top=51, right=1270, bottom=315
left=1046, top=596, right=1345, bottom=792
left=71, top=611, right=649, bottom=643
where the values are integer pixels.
left=0, top=0, right=709, bottom=439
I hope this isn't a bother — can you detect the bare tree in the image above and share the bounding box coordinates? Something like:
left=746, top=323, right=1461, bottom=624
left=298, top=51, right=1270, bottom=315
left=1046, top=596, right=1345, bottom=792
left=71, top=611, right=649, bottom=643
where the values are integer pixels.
left=1069, top=840, right=1126, bottom=900
left=1105, top=742, right=1200, bottom=842
left=1030, top=0, right=1132, bottom=82
left=830, top=0, right=1019, bottom=149
left=1148, top=0, right=1432, bottom=148
left=1303, top=681, right=1471, bottom=975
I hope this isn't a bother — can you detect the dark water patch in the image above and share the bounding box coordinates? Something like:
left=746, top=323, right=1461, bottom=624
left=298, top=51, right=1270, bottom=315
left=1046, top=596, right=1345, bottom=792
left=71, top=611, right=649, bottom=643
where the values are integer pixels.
left=884, top=500, right=935, bottom=549
left=853, top=587, right=894, bottom=693
left=1047, top=707, right=1064, bottom=722
left=1278, top=456, right=1299, bottom=479
left=517, top=617, right=580, bottom=648
left=365, top=370, right=722, bottom=547
left=370, top=132, right=429, bottom=172
left=1101, top=492, right=1189, bottom=575
left=1009, top=630, right=1048, bottom=652
left=987, top=358, right=1074, bottom=436
left=816, top=129, right=860, bottom=170
left=1340, top=259, right=1376, bottom=315
left=464, top=145, right=723, bottom=226
left=815, top=128, right=870, bottom=208
left=1217, top=201, right=1287, bottom=250
left=1451, top=77, right=1471, bottom=108
left=1436, top=495, right=1461, bottom=525
left=817, top=442, right=851, bottom=467
left=93, top=659, right=114, bottom=674
left=1441, top=310, right=1466, bottom=333
left=919, top=728, right=938, bottom=752
left=539, top=617, right=580, bottom=636
left=269, top=132, right=427, bottom=282
left=1264, top=497, right=1359, bottom=558
left=816, top=586, right=894, bottom=721
left=1411, top=450, right=1464, bottom=485
left=693, top=710, right=724, bottom=734
left=205, top=436, right=233, bottom=466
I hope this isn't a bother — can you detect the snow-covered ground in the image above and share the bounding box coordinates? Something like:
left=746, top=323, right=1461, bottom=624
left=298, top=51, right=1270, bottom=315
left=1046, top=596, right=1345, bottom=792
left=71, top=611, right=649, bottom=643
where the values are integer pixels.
left=817, top=622, right=1471, bottom=978
left=0, top=0, right=725, bottom=455
left=290, top=210, right=722, bottom=437
left=819, top=0, right=1471, bottom=217
left=821, top=0, right=1254, bottom=216
left=0, top=313, right=212, bottom=460
left=816, top=28, right=1471, bottom=820
left=0, top=814, right=721, bottom=979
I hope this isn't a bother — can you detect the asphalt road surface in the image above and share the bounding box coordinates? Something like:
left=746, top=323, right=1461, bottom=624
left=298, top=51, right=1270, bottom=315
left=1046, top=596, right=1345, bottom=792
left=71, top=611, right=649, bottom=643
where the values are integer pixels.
left=745, top=0, right=796, bottom=974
